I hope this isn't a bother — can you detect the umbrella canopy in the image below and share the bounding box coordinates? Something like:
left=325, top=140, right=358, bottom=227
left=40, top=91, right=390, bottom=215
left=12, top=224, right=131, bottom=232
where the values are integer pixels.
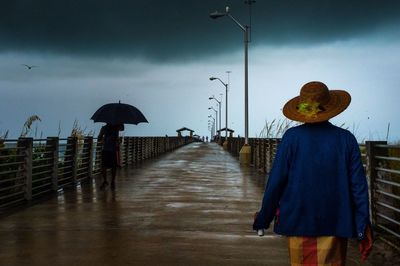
left=91, top=102, right=148, bottom=125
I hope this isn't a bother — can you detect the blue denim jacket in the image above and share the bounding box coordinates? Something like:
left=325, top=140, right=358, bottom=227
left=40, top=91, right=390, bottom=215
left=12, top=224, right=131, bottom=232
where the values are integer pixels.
left=253, top=122, right=370, bottom=240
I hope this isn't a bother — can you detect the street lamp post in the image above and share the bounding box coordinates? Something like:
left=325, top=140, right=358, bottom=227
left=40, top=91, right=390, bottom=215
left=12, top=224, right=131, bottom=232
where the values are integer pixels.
left=208, top=115, right=216, bottom=140
left=208, top=96, right=222, bottom=138
left=208, top=121, right=213, bottom=140
left=209, top=75, right=229, bottom=150
left=208, top=124, right=213, bottom=141
left=210, top=6, right=251, bottom=164
left=208, top=106, right=218, bottom=140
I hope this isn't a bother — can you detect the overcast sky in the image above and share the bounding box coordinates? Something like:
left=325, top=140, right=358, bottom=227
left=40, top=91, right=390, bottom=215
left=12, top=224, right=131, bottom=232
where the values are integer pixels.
left=1, top=0, right=399, bottom=142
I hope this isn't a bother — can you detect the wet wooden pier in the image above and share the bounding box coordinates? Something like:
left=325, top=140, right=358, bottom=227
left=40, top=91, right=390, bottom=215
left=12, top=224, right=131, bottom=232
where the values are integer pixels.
left=0, top=142, right=386, bottom=265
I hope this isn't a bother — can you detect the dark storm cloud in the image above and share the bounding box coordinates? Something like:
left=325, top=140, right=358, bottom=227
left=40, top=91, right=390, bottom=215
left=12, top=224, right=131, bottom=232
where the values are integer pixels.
left=1, top=0, right=399, bottom=60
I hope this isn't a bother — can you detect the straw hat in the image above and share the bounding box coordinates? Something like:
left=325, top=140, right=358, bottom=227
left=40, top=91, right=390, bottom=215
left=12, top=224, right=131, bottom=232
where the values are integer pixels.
left=283, top=81, right=351, bottom=123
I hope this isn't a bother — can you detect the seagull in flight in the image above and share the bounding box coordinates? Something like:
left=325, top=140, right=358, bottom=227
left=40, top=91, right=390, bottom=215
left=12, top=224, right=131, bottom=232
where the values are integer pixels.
left=22, top=64, right=38, bottom=70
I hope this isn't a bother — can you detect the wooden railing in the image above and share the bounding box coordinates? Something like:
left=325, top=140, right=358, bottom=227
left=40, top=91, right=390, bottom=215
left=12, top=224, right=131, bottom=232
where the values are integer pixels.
left=222, top=137, right=400, bottom=251
left=0, top=136, right=193, bottom=209
left=362, top=142, right=400, bottom=251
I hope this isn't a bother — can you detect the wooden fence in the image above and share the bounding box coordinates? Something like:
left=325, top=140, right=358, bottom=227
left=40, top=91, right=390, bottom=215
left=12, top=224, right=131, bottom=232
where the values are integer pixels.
left=0, top=136, right=193, bottom=209
left=221, top=137, right=400, bottom=251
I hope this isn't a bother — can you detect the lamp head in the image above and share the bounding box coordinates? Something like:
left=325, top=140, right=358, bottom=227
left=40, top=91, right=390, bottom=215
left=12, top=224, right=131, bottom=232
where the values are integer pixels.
left=208, top=97, right=213, bottom=100
left=208, top=107, right=212, bottom=110
left=209, top=77, right=216, bottom=81
left=209, top=11, right=226, bottom=19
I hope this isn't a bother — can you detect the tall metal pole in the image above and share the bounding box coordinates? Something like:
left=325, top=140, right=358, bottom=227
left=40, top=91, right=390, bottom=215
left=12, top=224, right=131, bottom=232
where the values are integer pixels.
left=213, top=122, right=215, bottom=139
left=215, top=111, right=218, bottom=136
left=244, top=27, right=249, bottom=145
left=209, top=107, right=218, bottom=135
left=208, top=116, right=215, bottom=139
left=209, top=77, right=228, bottom=146
left=223, top=13, right=248, bottom=144
left=218, top=94, right=222, bottom=132
left=209, top=3, right=253, bottom=164
left=218, top=100, right=222, bottom=135
left=225, top=83, right=228, bottom=140
left=226, top=71, right=230, bottom=142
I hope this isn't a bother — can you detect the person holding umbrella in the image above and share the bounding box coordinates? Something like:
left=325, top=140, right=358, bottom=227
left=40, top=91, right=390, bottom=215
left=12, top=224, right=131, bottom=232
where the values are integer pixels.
left=253, top=81, right=373, bottom=265
left=91, top=101, right=148, bottom=190
left=98, top=123, right=124, bottom=190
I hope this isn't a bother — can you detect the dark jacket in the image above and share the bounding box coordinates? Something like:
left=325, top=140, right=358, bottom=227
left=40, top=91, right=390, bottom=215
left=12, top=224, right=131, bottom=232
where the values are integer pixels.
left=253, top=122, right=370, bottom=240
left=98, top=124, right=122, bottom=152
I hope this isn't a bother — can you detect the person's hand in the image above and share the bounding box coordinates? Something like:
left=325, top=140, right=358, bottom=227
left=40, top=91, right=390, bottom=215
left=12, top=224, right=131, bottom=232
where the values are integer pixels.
left=359, top=224, right=373, bottom=262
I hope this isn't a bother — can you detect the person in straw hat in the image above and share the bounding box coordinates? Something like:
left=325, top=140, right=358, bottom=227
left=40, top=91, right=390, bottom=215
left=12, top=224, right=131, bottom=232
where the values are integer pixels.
left=253, top=81, right=373, bottom=265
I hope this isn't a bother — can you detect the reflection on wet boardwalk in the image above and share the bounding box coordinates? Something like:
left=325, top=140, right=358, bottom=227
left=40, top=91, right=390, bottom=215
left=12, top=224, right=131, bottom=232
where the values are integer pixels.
left=0, top=142, right=373, bottom=265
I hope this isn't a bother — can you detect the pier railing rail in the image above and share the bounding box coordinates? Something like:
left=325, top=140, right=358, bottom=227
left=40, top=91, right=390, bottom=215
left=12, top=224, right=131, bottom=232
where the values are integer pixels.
left=362, top=142, right=400, bottom=251
left=222, top=137, right=400, bottom=251
left=0, top=136, right=192, bottom=209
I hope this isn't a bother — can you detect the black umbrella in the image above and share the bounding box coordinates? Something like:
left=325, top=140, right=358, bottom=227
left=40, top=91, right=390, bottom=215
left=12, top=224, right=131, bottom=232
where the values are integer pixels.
left=91, top=102, right=148, bottom=125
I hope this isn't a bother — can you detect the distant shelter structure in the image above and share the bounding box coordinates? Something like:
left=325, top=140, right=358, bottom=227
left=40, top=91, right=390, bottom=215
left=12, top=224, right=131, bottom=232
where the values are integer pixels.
left=217, top=127, right=235, bottom=138
left=176, top=127, right=194, bottom=138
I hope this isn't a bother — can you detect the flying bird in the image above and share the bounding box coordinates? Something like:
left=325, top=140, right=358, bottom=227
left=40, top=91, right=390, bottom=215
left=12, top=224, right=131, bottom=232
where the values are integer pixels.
left=22, top=64, right=38, bottom=70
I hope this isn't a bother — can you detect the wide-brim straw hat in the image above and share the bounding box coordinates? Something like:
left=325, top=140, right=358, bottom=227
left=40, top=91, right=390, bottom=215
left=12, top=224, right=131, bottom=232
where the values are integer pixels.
left=283, top=81, right=351, bottom=123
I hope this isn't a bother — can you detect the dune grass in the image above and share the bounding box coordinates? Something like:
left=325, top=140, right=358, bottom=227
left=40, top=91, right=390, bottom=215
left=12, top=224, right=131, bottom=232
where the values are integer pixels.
left=257, top=118, right=297, bottom=138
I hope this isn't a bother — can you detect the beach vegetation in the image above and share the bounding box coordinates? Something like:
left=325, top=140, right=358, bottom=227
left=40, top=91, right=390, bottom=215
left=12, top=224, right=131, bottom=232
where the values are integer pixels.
left=258, top=118, right=297, bottom=138
left=20, top=115, right=41, bottom=138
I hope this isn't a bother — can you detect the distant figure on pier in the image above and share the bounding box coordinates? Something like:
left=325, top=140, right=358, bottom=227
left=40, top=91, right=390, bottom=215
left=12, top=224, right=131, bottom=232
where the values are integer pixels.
left=98, top=123, right=124, bottom=190
left=253, top=81, right=373, bottom=265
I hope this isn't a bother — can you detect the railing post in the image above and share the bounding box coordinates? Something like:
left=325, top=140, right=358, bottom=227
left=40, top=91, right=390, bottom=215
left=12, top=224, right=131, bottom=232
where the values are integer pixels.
left=142, top=138, right=146, bottom=160
left=150, top=138, right=153, bottom=158
left=266, top=139, right=277, bottom=174
left=122, top=137, right=127, bottom=166
left=133, top=137, right=137, bottom=163
left=17, top=138, right=33, bottom=201
left=155, top=138, right=158, bottom=156
left=93, top=138, right=102, bottom=176
left=149, top=138, right=152, bottom=157
left=366, top=141, right=388, bottom=226
left=260, top=139, right=265, bottom=173
left=255, top=139, right=258, bottom=168
left=46, top=137, right=59, bottom=191
left=152, top=138, right=155, bottom=158
left=146, top=138, right=150, bottom=159
left=142, top=137, right=146, bottom=160
left=131, top=137, right=135, bottom=163
left=119, top=137, right=125, bottom=167
left=156, top=138, right=160, bottom=156
left=84, top=136, right=93, bottom=179
left=145, top=138, right=149, bottom=159
left=239, top=138, right=242, bottom=155
left=137, top=137, right=141, bottom=161
left=68, top=137, right=78, bottom=183
left=126, top=137, right=132, bottom=165
left=139, top=137, right=143, bottom=162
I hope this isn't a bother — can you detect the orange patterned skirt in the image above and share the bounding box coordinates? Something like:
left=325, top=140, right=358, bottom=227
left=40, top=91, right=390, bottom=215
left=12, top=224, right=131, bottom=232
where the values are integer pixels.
left=288, top=236, right=348, bottom=266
